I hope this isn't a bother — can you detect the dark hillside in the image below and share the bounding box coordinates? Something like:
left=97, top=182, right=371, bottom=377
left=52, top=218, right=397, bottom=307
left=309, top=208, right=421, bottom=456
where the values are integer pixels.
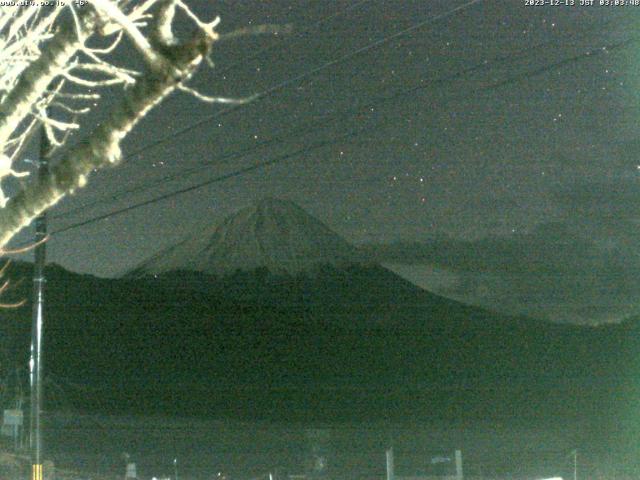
left=0, top=261, right=633, bottom=425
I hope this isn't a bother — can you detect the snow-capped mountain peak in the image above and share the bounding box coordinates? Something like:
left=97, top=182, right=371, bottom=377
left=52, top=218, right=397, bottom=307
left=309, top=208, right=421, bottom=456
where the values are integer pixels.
left=128, top=198, right=364, bottom=276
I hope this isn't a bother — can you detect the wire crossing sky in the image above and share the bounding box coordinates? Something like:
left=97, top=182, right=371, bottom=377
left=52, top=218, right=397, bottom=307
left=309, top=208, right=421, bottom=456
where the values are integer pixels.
left=50, top=26, right=637, bottom=227
left=10, top=0, right=640, bottom=324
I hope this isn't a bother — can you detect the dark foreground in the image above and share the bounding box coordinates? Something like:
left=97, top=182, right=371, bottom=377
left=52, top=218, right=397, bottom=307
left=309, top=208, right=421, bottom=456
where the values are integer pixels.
left=0, top=264, right=638, bottom=478
left=0, top=410, right=630, bottom=480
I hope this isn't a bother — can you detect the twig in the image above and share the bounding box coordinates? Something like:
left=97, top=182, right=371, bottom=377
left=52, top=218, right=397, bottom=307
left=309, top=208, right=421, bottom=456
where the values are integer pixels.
left=0, top=234, right=49, bottom=255
left=218, top=23, right=293, bottom=42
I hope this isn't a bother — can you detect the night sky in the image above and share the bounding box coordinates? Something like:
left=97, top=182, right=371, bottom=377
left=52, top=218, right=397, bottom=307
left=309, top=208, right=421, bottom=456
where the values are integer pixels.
left=9, top=0, right=640, bottom=324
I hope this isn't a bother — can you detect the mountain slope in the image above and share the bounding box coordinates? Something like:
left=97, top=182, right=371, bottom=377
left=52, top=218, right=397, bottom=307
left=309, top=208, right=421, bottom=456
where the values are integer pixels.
left=0, top=261, right=633, bottom=422
left=0, top=200, right=632, bottom=421
left=128, top=198, right=364, bottom=276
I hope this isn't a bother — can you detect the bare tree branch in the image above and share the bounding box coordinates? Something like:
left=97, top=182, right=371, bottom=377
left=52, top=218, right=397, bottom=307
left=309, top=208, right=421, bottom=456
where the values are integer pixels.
left=217, top=23, right=292, bottom=42
left=0, top=21, right=217, bottom=248
left=0, top=8, right=97, bottom=153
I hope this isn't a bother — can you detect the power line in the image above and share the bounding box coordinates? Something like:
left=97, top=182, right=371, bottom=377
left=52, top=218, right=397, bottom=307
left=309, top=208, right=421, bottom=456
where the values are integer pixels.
left=120, top=0, right=374, bottom=126
left=2, top=1, right=490, bottom=252
left=51, top=0, right=483, bottom=221
left=482, top=36, right=638, bottom=92
left=113, top=0, right=483, bottom=163
left=51, top=126, right=367, bottom=235
left=52, top=23, right=632, bottom=222
left=49, top=48, right=534, bottom=221
left=49, top=34, right=638, bottom=237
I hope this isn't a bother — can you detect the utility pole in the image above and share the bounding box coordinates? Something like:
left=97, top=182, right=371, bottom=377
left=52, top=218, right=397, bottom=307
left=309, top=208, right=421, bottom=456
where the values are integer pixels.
left=454, top=450, right=463, bottom=480
left=385, top=447, right=394, bottom=480
left=30, top=124, right=50, bottom=480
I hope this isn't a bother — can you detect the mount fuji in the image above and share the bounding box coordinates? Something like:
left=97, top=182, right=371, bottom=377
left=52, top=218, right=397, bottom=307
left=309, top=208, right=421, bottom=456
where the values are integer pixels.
left=0, top=200, right=626, bottom=421
left=128, top=197, right=366, bottom=277
left=123, top=198, right=561, bottom=336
